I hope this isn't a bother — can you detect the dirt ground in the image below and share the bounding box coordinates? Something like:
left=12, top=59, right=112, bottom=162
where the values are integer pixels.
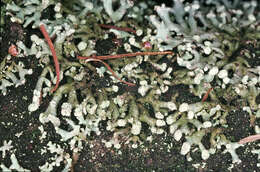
left=0, top=53, right=259, bottom=171
left=1, top=1, right=260, bottom=171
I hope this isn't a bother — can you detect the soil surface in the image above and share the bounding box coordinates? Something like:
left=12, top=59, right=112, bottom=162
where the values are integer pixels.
left=1, top=1, right=260, bottom=171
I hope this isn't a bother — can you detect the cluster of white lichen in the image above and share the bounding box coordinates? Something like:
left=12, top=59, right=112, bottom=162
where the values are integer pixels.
left=0, top=61, right=33, bottom=95
left=149, top=0, right=260, bottom=97
left=146, top=0, right=260, bottom=165
left=6, top=0, right=54, bottom=28
left=1, top=0, right=260, bottom=171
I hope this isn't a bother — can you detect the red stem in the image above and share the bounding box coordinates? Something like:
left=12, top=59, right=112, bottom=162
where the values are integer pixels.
left=39, top=24, right=60, bottom=93
left=77, top=51, right=173, bottom=60
left=202, top=87, right=213, bottom=102
left=99, top=24, right=136, bottom=34
left=238, top=134, right=260, bottom=144
left=81, top=58, right=135, bottom=87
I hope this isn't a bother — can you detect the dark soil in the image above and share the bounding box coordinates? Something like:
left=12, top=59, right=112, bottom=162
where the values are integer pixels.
left=1, top=2, right=259, bottom=172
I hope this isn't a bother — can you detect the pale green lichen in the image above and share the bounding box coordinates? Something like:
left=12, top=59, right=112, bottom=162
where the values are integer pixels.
left=6, top=0, right=54, bottom=28
left=1, top=0, right=260, bottom=171
left=0, top=61, right=32, bottom=95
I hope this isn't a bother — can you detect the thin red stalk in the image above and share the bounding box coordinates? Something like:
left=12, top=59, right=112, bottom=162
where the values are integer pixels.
left=238, top=134, right=260, bottom=144
left=77, top=51, right=174, bottom=60
left=202, top=87, right=213, bottom=102
left=39, top=24, right=60, bottom=93
left=82, top=58, right=135, bottom=87
left=99, top=24, right=136, bottom=34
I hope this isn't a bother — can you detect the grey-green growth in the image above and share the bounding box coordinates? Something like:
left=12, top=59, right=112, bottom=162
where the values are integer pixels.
left=1, top=0, right=260, bottom=171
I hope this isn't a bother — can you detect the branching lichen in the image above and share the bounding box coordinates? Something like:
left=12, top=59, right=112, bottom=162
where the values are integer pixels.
left=1, top=0, right=260, bottom=171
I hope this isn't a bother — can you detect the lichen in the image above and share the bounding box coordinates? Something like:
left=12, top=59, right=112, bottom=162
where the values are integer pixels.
left=1, top=0, right=260, bottom=171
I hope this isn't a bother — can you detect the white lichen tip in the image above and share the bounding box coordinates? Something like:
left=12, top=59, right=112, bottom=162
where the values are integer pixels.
left=129, top=37, right=138, bottom=47
left=174, top=129, right=182, bottom=141
left=100, top=100, right=110, bottom=109
left=203, top=121, right=212, bottom=128
left=102, top=0, right=133, bottom=22
left=201, top=149, right=210, bottom=160
left=114, top=143, right=121, bottom=149
left=155, top=112, right=164, bottom=119
left=218, top=69, right=228, bottom=79
left=248, top=14, right=256, bottom=22
left=160, top=85, right=169, bottom=93
left=117, top=119, right=127, bottom=127
left=151, top=63, right=167, bottom=72
left=112, top=85, right=119, bottom=92
left=113, top=95, right=125, bottom=107
left=181, top=142, right=191, bottom=155
left=131, top=121, right=142, bottom=135
left=207, top=11, right=216, bottom=18
left=224, top=143, right=242, bottom=163
left=194, top=73, right=204, bottom=85
left=166, top=115, right=174, bottom=125
left=242, top=75, right=249, bottom=84
left=105, top=141, right=112, bottom=148
left=28, top=102, right=39, bottom=112
left=179, top=103, right=189, bottom=112
left=156, top=128, right=164, bottom=134
left=223, top=77, right=230, bottom=84
left=54, top=3, right=61, bottom=12
left=124, top=62, right=138, bottom=71
left=61, top=102, right=72, bottom=116
left=138, top=84, right=150, bottom=97
left=31, top=34, right=44, bottom=45
left=77, top=42, right=87, bottom=51
left=0, top=140, right=13, bottom=158
left=74, top=105, right=83, bottom=117
left=187, top=111, right=194, bottom=119
left=140, top=80, right=148, bottom=86
left=156, top=119, right=166, bottom=127
left=9, top=154, right=30, bottom=171
left=208, top=66, right=219, bottom=76
left=136, top=29, right=143, bottom=36
left=167, top=102, right=177, bottom=111
left=169, top=124, right=178, bottom=134
left=28, top=89, right=41, bottom=112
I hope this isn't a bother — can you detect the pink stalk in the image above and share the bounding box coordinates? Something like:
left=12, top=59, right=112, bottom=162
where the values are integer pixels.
left=238, top=134, right=260, bottom=144
left=202, top=88, right=213, bottom=102
left=77, top=51, right=173, bottom=60
left=39, top=24, right=60, bottom=93
left=99, top=24, right=136, bottom=34
left=80, top=58, right=135, bottom=87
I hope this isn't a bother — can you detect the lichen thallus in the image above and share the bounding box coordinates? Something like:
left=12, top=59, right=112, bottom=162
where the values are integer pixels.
left=39, top=23, right=174, bottom=90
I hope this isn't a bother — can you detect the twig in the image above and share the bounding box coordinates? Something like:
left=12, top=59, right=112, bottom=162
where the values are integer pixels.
left=202, top=87, right=213, bottom=102
left=39, top=24, right=60, bottom=93
left=99, top=24, right=136, bottom=34
left=238, top=134, right=260, bottom=144
left=80, top=58, right=135, bottom=87
left=77, top=51, right=173, bottom=60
